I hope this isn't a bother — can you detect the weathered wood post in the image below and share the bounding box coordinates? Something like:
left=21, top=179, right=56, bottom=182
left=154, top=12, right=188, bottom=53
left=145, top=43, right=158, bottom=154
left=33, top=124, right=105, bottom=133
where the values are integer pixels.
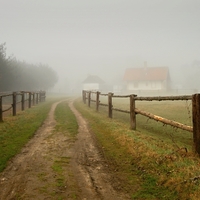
left=28, top=92, right=32, bottom=108
left=43, top=91, right=46, bottom=102
left=36, top=92, right=39, bottom=104
left=21, top=91, right=25, bottom=111
left=96, top=91, right=100, bottom=112
left=0, top=96, right=3, bottom=122
left=12, top=92, right=17, bottom=116
left=33, top=92, right=35, bottom=106
left=83, top=90, right=86, bottom=104
left=192, top=93, right=200, bottom=155
left=108, top=92, right=113, bottom=118
left=84, top=91, right=87, bottom=104
left=130, top=94, right=137, bottom=130
left=39, top=91, right=42, bottom=102
left=88, top=91, right=91, bottom=107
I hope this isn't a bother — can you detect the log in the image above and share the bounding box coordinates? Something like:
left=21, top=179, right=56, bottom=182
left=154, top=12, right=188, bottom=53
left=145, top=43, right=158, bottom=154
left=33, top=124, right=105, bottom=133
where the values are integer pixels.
left=135, top=95, right=192, bottom=101
left=135, top=108, right=193, bottom=132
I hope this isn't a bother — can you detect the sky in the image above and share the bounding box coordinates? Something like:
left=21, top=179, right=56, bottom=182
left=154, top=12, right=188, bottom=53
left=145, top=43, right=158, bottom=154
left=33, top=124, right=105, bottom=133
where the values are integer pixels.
left=1, top=0, right=200, bottom=91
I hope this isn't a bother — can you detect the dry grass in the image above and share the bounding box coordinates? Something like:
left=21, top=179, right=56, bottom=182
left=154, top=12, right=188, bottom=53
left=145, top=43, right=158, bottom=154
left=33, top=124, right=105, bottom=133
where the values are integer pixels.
left=75, top=97, right=200, bottom=199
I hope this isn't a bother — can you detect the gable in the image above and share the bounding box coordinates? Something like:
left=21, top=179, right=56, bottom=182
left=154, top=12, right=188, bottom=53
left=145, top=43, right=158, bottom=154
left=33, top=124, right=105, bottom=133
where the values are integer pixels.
left=83, top=75, right=105, bottom=84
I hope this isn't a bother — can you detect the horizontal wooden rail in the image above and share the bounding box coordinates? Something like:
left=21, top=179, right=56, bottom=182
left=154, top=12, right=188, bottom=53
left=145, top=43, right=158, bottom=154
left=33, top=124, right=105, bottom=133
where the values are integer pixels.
left=99, top=103, right=108, bottom=107
left=135, top=108, right=193, bottom=132
left=99, top=93, right=108, bottom=96
left=113, top=107, right=130, bottom=114
left=135, top=95, right=192, bottom=101
left=0, top=94, right=13, bottom=98
left=2, top=106, right=12, bottom=113
left=0, top=90, right=46, bottom=122
left=82, top=90, right=200, bottom=155
left=113, top=95, right=132, bottom=98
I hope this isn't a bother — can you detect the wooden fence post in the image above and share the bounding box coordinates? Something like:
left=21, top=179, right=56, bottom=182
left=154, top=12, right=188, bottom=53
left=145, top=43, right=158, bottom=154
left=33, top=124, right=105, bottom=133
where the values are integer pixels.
left=43, top=91, right=46, bottom=101
left=96, top=91, right=100, bottom=112
left=130, top=94, right=137, bottom=130
left=83, top=90, right=86, bottom=104
left=29, top=92, right=32, bottom=108
left=82, top=90, right=84, bottom=102
left=36, top=93, right=39, bottom=104
left=0, top=97, right=3, bottom=122
left=33, top=93, right=35, bottom=106
left=88, top=91, right=91, bottom=107
left=84, top=91, right=86, bottom=104
left=12, top=92, right=17, bottom=116
left=108, top=93, right=113, bottom=118
left=39, top=91, right=42, bottom=102
left=21, top=91, right=25, bottom=111
left=192, top=93, right=200, bottom=155
left=39, top=91, right=45, bottom=102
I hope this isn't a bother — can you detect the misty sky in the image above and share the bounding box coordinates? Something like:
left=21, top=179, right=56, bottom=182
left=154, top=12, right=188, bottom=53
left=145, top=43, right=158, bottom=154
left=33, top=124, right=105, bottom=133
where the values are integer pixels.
left=1, top=0, right=200, bottom=89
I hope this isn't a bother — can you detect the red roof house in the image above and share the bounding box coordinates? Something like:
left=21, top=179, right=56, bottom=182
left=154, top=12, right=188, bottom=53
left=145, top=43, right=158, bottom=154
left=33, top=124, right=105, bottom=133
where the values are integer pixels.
left=123, top=66, right=170, bottom=92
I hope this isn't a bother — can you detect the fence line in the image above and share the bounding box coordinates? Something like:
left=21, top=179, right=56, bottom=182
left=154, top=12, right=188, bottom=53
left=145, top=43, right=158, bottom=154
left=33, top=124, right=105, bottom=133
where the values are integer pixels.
left=0, top=91, right=46, bottom=122
left=82, top=90, right=200, bottom=155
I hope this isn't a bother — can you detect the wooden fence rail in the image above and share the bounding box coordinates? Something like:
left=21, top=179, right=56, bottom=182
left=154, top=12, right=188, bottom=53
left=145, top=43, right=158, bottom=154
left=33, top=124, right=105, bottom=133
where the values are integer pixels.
left=0, top=90, right=46, bottom=122
left=82, top=90, right=200, bottom=155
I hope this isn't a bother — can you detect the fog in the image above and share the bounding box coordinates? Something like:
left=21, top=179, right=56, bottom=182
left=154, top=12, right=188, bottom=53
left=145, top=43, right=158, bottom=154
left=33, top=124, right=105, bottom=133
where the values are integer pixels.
left=1, top=0, right=200, bottom=94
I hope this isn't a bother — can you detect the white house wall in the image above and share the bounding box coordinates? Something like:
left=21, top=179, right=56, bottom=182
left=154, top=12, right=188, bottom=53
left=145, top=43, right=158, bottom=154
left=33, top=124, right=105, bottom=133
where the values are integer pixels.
left=83, top=83, right=99, bottom=91
left=127, top=81, right=165, bottom=91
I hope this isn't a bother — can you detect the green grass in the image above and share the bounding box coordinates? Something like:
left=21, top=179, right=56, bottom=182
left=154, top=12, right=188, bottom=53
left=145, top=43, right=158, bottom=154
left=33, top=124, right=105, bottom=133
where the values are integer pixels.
left=74, top=98, right=200, bottom=200
left=89, top=98, right=193, bottom=150
left=54, top=100, right=79, bottom=138
left=52, top=100, right=79, bottom=199
left=52, top=159, right=66, bottom=188
left=0, top=97, right=64, bottom=172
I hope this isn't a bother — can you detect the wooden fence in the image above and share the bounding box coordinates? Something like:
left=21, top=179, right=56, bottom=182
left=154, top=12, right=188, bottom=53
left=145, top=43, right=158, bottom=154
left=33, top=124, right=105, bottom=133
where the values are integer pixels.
left=82, top=90, right=200, bottom=155
left=0, top=91, right=46, bottom=122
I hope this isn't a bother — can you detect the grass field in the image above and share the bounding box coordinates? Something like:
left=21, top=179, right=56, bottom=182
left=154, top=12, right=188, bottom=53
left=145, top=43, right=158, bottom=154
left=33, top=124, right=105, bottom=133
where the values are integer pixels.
left=90, top=96, right=193, bottom=151
left=74, top=97, right=200, bottom=199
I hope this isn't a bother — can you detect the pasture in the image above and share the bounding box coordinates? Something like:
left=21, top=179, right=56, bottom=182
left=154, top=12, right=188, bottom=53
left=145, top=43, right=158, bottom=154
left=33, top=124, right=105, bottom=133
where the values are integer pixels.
left=89, top=94, right=193, bottom=151
left=75, top=96, right=200, bottom=199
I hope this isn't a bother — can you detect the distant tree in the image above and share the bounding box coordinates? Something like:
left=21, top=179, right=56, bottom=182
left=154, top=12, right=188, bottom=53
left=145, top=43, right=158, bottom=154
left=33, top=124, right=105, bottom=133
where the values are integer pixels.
left=0, top=43, right=14, bottom=91
left=8, top=60, right=58, bottom=91
left=0, top=43, right=58, bottom=91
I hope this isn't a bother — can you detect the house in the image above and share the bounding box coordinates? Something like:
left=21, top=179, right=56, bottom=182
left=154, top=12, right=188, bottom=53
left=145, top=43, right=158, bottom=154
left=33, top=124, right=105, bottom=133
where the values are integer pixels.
left=82, top=75, right=105, bottom=91
left=123, top=65, right=170, bottom=92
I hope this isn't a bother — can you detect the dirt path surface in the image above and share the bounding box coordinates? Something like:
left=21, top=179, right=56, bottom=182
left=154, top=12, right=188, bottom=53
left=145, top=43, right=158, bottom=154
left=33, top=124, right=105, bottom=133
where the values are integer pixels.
left=0, top=100, right=130, bottom=200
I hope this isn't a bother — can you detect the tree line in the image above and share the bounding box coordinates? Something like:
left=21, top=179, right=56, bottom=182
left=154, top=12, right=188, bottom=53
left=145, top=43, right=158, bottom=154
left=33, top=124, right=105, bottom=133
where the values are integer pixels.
left=0, top=43, right=58, bottom=91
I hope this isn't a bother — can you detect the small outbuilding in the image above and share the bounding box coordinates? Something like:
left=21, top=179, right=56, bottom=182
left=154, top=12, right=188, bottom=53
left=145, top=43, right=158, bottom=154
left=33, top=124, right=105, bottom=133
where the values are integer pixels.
left=82, top=75, right=105, bottom=91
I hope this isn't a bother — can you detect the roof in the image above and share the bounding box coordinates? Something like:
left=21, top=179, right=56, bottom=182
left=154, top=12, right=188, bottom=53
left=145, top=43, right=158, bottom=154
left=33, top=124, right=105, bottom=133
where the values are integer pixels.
left=83, top=75, right=105, bottom=84
left=123, top=67, right=169, bottom=81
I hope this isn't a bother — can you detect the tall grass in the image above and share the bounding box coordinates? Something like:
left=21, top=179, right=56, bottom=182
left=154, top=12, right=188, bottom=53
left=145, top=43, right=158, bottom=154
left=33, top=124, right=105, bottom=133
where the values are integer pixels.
left=74, top=98, right=200, bottom=199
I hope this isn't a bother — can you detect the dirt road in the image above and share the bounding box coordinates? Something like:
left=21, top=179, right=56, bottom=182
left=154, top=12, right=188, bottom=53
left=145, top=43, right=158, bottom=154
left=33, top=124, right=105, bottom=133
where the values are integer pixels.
left=0, top=100, right=130, bottom=200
